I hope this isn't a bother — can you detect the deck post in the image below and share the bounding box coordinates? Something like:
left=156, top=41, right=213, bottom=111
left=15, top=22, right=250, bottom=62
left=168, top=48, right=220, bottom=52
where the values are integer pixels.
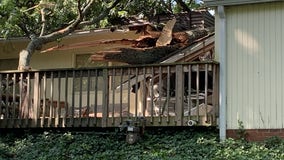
left=175, top=65, right=184, bottom=126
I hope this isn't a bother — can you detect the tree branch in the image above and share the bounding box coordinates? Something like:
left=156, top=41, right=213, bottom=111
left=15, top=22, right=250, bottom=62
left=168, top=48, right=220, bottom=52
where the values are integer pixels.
left=39, top=8, right=47, bottom=36
left=79, top=0, right=121, bottom=26
left=159, top=0, right=173, bottom=14
left=80, top=0, right=94, bottom=17
left=32, top=0, right=121, bottom=50
left=17, top=23, right=31, bottom=38
left=77, top=0, right=83, bottom=18
left=175, top=0, right=192, bottom=13
left=17, top=13, right=36, bottom=39
left=39, top=0, right=95, bottom=44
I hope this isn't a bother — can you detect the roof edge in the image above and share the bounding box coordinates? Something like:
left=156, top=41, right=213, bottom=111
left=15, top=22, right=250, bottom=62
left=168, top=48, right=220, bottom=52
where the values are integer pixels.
left=204, top=0, right=282, bottom=7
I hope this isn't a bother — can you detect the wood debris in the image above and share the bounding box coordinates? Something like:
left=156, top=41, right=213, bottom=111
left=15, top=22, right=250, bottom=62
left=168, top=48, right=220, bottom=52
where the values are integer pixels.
left=91, top=26, right=213, bottom=64
left=156, top=18, right=176, bottom=47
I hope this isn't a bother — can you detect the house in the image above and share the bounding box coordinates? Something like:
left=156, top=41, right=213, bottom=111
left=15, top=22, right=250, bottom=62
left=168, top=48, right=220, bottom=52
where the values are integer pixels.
left=0, top=11, right=218, bottom=133
left=0, top=29, right=140, bottom=70
left=205, top=0, right=284, bottom=141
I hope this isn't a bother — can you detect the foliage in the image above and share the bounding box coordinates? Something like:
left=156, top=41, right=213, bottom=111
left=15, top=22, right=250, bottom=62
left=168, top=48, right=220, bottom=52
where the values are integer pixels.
left=0, top=0, right=206, bottom=68
left=236, top=120, right=247, bottom=141
left=0, top=0, right=112, bottom=38
left=0, top=128, right=283, bottom=160
left=0, top=0, right=205, bottom=38
left=263, top=136, right=284, bottom=150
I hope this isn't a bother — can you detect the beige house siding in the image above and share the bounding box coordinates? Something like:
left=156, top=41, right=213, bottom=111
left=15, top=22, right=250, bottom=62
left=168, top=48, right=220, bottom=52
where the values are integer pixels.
left=31, top=53, right=74, bottom=69
left=0, top=30, right=139, bottom=70
left=216, top=2, right=284, bottom=129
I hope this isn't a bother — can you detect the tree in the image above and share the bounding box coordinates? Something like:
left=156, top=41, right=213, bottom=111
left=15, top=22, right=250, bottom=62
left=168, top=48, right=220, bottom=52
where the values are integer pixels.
left=1, top=0, right=206, bottom=118
left=0, top=0, right=121, bottom=71
left=0, top=0, right=203, bottom=70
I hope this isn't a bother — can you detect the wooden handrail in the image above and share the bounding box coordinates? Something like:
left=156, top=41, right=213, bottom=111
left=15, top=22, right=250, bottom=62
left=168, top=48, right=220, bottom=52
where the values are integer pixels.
left=0, top=62, right=219, bottom=128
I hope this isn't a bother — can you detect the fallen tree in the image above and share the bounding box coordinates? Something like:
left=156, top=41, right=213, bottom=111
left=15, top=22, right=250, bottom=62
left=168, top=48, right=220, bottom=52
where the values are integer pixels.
left=91, top=27, right=213, bottom=64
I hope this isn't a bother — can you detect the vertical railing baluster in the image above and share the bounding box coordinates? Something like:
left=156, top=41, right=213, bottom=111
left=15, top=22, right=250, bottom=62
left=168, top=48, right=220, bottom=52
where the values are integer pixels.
left=56, top=71, right=61, bottom=127
left=102, top=68, right=109, bottom=127
left=205, top=64, right=208, bottom=124
left=158, top=66, right=162, bottom=123
left=111, top=69, right=115, bottom=124
left=196, top=64, right=200, bottom=124
left=5, top=74, right=9, bottom=121
left=166, top=66, right=170, bottom=123
left=33, top=72, right=40, bottom=127
left=41, top=72, right=47, bottom=127
left=135, top=68, right=138, bottom=119
left=127, top=68, right=131, bottom=118
left=142, top=67, right=146, bottom=118
left=49, top=72, right=54, bottom=127
left=150, top=67, right=154, bottom=123
left=19, top=73, right=23, bottom=124
left=187, top=65, right=192, bottom=120
left=94, top=69, right=98, bottom=126
left=12, top=73, right=16, bottom=125
left=86, top=70, right=91, bottom=126
left=25, top=73, right=30, bottom=127
left=119, top=68, right=123, bottom=123
left=64, top=71, right=68, bottom=127
left=79, top=70, right=83, bottom=126
left=71, top=70, right=75, bottom=126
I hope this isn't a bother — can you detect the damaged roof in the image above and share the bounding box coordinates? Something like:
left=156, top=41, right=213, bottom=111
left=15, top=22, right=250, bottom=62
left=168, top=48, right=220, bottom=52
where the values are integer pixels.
left=41, top=10, right=215, bottom=65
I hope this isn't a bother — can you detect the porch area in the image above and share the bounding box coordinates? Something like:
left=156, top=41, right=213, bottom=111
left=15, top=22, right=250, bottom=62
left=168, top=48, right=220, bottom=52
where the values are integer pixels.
left=0, top=62, right=219, bottom=128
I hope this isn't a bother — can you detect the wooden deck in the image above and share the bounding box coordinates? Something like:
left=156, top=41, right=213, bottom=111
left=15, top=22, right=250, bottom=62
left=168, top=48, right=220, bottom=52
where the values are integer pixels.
left=0, top=62, right=219, bottom=128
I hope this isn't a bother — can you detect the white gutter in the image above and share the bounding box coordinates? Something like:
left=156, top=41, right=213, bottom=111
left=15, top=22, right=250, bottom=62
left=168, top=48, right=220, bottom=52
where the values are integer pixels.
left=205, top=0, right=281, bottom=7
left=217, top=5, right=227, bottom=141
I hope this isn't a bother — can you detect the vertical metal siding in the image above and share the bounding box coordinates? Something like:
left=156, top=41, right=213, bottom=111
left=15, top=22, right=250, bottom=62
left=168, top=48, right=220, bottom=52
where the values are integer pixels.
left=223, top=2, right=284, bottom=129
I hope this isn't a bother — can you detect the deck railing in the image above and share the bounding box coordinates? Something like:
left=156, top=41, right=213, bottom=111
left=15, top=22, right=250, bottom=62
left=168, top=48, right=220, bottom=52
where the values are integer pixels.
left=0, top=62, right=219, bottom=128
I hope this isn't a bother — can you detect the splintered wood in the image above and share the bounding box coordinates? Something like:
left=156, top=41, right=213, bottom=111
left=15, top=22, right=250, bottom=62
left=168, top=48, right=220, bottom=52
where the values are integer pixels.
left=156, top=18, right=176, bottom=47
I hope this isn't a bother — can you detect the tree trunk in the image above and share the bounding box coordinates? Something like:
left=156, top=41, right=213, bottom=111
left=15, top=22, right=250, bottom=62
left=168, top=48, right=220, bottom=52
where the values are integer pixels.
left=92, top=45, right=181, bottom=64
left=18, top=39, right=43, bottom=118
left=16, top=0, right=121, bottom=118
left=18, top=37, right=44, bottom=70
left=91, top=28, right=213, bottom=64
left=18, top=50, right=32, bottom=71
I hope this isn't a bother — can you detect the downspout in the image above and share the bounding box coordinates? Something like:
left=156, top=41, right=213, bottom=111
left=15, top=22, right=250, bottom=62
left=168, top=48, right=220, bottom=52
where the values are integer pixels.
left=217, top=5, right=227, bottom=141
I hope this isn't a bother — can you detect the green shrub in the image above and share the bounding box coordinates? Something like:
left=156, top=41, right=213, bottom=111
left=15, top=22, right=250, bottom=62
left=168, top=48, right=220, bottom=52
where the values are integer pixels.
left=263, top=136, right=283, bottom=149
left=0, top=128, right=283, bottom=160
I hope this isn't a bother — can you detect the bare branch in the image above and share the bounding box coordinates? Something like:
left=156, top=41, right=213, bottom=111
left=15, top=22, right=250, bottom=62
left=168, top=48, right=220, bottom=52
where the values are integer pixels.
left=22, top=1, right=55, bottom=12
left=38, top=0, right=121, bottom=46
left=77, top=0, right=82, bottom=18
left=79, top=0, right=121, bottom=26
left=40, top=8, right=47, bottom=36
left=175, top=0, right=192, bottom=13
left=81, top=0, right=94, bottom=15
